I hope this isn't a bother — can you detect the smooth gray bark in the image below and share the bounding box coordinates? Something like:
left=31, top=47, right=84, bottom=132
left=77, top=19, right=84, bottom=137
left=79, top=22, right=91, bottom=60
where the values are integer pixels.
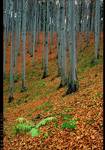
left=95, top=0, right=101, bottom=59
left=67, top=0, right=79, bottom=94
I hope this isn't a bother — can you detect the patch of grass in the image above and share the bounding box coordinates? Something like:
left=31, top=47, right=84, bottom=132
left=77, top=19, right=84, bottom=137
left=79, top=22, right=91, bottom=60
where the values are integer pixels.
left=36, top=101, right=53, bottom=112
left=78, top=50, right=102, bottom=74
left=38, top=80, right=46, bottom=88
left=34, top=91, right=41, bottom=97
left=45, top=85, right=57, bottom=96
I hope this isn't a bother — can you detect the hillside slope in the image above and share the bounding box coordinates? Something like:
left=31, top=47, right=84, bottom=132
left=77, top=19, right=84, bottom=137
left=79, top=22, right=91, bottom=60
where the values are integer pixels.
left=3, top=33, right=103, bottom=150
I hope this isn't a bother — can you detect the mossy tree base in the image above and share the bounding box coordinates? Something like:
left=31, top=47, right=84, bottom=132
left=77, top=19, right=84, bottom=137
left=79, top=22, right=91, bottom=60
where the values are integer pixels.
left=42, top=71, right=48, bottom=79
left=90, top=57, right=99, bottom=66
left=8, top=95, right=14, bottom=103
left=57, top=80, right=66, bottom=89
left=14, top=74, right=19, bottom=83
left=66, top=81, right=79, bottom=95
left=20, top=86, right=27, bottom=92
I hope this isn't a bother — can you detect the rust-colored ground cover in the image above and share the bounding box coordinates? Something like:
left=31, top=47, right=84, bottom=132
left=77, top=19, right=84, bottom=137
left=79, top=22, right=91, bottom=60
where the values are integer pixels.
left=3, top=32, right=103, bottom=150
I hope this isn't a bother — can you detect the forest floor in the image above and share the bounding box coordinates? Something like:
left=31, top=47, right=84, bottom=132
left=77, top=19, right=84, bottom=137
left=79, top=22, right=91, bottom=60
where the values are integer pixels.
left=3, top=33, right=103, bottom=150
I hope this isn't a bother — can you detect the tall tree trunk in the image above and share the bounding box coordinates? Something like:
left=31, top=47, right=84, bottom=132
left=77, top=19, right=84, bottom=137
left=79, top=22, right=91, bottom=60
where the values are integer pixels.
left=95, top=0, right=101, bottom=59
left=32, top=0, right=37, bottom=66
left=66, top=0, right=79, bottom=94
left=42, top=2, right=45, bottom=69
left=56, top=1, right=62, bottom=76
left=14, top=0, right=20, bottom=82
left=42, top=1, right=49, bottom=78
left=8, top=0, right=14, bottom=102
left=59, top=0, right=67, bottom=87
left=21, top=0, right=27, bottom=91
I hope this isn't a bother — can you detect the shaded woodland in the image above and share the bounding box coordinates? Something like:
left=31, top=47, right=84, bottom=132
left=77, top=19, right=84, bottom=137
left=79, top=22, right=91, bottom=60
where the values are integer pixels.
left=3, top=0, right=103, bottom=149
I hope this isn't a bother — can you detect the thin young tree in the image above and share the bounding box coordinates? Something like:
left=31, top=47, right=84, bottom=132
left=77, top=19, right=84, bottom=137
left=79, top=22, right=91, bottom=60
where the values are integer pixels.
left=3, top=0, right=7, bottom=80
left=32, top=0, right=37, bottom=66
left=42, top=1, right=46, bottom=69
left=42, top=0, right=49, bottom=78
left=8, top=0, right=14, bottom=102
left=21, top=0, right=28, bottom=92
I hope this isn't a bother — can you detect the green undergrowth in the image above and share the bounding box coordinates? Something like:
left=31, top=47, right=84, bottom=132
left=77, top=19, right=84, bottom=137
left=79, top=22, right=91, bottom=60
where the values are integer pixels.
left=27, top=101, right=53, bottom=117
left=36, top=101, right=53, bottom=112
left=15, top=80, right=57, bottom=106
left=13, top=117, right=57, bottom=138
left=61, top=113, right=73, bottom=120
left=61, top=119, right=77, bottom=130
left=61, top=113, right=80, bottom=130
left=78, top=49, right=103, bottom=74
left=13, top=113, right=79, bottom=137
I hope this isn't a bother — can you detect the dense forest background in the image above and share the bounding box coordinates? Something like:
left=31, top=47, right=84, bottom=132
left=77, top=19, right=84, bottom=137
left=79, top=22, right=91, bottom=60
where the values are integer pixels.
left=3, top=0, right=103, bottom=149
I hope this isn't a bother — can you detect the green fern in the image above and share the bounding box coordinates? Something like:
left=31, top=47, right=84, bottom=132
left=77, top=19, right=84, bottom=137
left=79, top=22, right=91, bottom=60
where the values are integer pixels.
left=61, top=119, right=77, bottom=129
left=13, top=123, right=33, bottom=135
left=36, top=117, right=57, bottom=128
left=13, top=117, right=57, bottom=137
left=61, top=114, right=73, bottom=120
left=30, top=128, right=40, bottom=137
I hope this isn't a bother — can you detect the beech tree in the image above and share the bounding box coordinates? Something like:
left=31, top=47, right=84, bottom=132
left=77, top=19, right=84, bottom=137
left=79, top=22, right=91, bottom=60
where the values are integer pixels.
left=8, top=0, right=14, bottom=102
left=59, top=0, right=67, bottom=87
left=42, top=0, right=49, bottom=78
left=66, top=0, right=79, bottom=94
left=21, top=0, right=28, bottom=91
left=3, top=0, right=103, bottom=102
left=3, top=0, right=7, bottom=80
left=95, top=0, right=101, bottom=59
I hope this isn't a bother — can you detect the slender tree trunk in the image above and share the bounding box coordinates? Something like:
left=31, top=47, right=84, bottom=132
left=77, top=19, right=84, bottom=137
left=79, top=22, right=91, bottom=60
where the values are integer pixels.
left=21, top=0, right=27, bottom=91
left=95, top=0, right=101, bottom=59
left=32, top=0, right=37, bottom=66
left=13, top=0, right=20, bottom=82
left=42, top=2, right=45, bottom=69
left=3, top=7, right=7, bottom=80
left=42, top=1, right=49, bottom=78
left=66, top=0, right=79, bottom=94
left=56, top=2, right=62, bottom=76
left=8, top=0, right=14, bottom=102
left=59, top=0, right=67, bottom=87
